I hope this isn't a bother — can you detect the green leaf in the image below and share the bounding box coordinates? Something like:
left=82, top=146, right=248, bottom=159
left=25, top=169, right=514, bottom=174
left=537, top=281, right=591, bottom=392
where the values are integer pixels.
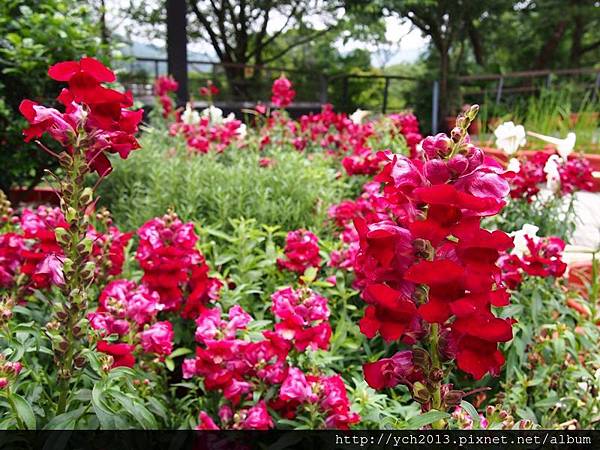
left=169, top=348, right=192, bottom=359
left=405, top=410, right=450, bottom=429
left=44, top=406, right=87, bottom=430
left=113, top=395, right=157, bottom=429
left=460, top=400, right=481, bottom=428
left=11, top=394, right=36, bottom=430
left=91, top=382, right=116, bottom=429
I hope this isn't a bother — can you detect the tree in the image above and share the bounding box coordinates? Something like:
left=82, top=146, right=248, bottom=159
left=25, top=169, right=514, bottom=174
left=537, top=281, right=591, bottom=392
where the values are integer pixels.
left=127, top=0, right=349, bottom=98
left=381, top=1, right=511, bottom=121
left=0, top=0, right=108, bottom=192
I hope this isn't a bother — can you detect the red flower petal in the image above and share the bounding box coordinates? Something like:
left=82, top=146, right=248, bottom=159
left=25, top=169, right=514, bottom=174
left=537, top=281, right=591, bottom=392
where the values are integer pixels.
left=80, top=57, right=116, bottom=82
left=48, top=61, right=80, bottom=81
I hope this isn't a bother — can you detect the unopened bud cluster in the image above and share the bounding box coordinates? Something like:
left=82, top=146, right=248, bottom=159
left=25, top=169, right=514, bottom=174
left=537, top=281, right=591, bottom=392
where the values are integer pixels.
left=47, top=150, right=97, bottom=380
left=0, top=354, right=23, bottom=390
left=0, top=190, right=15, bottom=228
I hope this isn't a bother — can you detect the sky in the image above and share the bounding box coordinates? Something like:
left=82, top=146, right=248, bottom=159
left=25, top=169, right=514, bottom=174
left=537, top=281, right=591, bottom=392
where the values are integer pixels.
left=106, top=1, right=428, bottom=67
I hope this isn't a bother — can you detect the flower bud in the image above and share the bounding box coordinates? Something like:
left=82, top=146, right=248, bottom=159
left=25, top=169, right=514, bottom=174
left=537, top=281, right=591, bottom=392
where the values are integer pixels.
left=519, top=419, right=531, bottom=429
left=430, top=368, right=444, bottom=383
left=80, top=261, right=96, bottom=281
left=79, top=187, right=93, bottom=206
left=467, top=104, right=479, bottom=121
left=451, top=127, right=462, bottom=142
left=412, top=381, right=430, bottom=404
left=443, top=389, right=464, bottom=406
left=58, top=152, right=73, bottom=167
left=5, top=361, right=22, bottom=375
left=74, top=355, right=87, bottom=369
left=0, top=378, right=7, bottom=389
left=412, top=348, right=431, bottom=371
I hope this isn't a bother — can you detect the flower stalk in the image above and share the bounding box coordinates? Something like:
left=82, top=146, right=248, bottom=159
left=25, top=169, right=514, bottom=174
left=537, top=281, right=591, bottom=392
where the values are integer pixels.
left=51, top=148, right=94, bottom=414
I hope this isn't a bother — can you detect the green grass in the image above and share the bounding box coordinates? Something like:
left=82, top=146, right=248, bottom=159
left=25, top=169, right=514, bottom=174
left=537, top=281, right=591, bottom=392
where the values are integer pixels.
left=97, top=127, right=356, bottom=233
left=477, top=87, right=599, bottom=151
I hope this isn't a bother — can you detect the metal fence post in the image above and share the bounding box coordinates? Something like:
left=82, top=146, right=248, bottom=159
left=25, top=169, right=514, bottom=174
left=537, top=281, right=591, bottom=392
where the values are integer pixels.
left=382, top=78, right=390, bottom=114
left=166, top=0, right=188, bottom=105
left=495, top=77, right=504, bottom=104
left=319, top=75, right=328, bottom=104
left=431, top=80, right=439, bottom=134
left=342, top=76, right=349, bottom=111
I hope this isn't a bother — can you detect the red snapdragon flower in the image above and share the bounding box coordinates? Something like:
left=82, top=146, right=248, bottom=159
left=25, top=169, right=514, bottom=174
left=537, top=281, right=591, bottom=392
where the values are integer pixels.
left=140, top=321, right=174, bottom=356
left=20, top=58, right=142, bottom=176
left=154, top=75, right=179, bottom=97
left=349, top=115, right=516, bottom=386
left=499, top=235, right=567, bottom=288
left=136, top=214, right=221, bottom=312
left=0, top=233, right=25, bottom=288
left=97, top=341, right=135, bottom=368
left=277, top=229, right=322, bottom=275
left=271, top=75, right=295, bottom=108
left=271, top=287, right=331, bottom=351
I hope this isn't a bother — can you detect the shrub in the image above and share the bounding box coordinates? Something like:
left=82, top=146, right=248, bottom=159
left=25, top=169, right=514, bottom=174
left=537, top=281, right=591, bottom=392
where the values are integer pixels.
left=0, top=0, right=107, bottom=192
left=98, top=129, right=356, bottom=233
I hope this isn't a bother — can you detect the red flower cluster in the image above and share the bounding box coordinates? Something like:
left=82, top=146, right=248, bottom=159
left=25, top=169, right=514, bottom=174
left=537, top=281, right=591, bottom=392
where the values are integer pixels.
left=297, top=104, right=374, bottom=155
left=509, top=151, right=593, bottom=200
left=135, top=213, right=221, bottom=313
left=89, top=278, right=172, bottom=367
left=499, top=236, right=566, bottom=289
left=277, top=229, right=322, bottom=275
left=20, top=57, right=143, bottom=176
left=169, top=116, right=246, bottom=154
left=389, top=113, right=423, bottom=155
left=184, top=298, right=357, bottom=429
left=0, top=206, right=133, bottom=293
left=271, top=75, right=296, bottom=108
left=19, top=207, right=67, bottom=289
left=87, top=225, right=132, bottom=280
left=154, top=75, right=179, bottom=118
left=271, top=287, right=331, bottom=351
left=350, top=124, right=516, bottom=384
left=199, top=81, right=219, bottom=98
left=0, top=233, right=25, bottom=288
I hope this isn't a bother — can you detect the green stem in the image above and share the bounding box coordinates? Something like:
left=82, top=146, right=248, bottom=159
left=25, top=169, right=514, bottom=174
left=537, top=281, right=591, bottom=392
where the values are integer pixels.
left=428, top=323, right=446, bottom=429
left=55, top=149, right=88, bottom=415
left=5, top=388, right=25, bottom=429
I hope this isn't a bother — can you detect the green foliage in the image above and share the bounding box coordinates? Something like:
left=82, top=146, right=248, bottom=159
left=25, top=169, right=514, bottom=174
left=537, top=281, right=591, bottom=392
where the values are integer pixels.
left=488, top=195, right=577, bottom=241
left=98, top=128, right=353, bottom=233
left=0, top=0, right=106, bottom=191
left=499, top=276, right=600, bottom=428
left=478, top=88, right=599, bottom=150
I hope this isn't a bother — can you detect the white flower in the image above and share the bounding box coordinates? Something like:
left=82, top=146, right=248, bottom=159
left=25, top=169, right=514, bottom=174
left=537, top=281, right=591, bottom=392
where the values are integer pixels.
left=236, top=123, right=247, bottom=139
left=557, top=132, right=576, bottom=161
left=181, top=103, right=200, bottom=125
left=223, top=112, right=237, bottom=123
left=527, top=131, right=576, bottom=161
left=506, top=158, right=521, bottom=174
left=349, top=109, right=370, bottom=124
left=201, top=105, right=224, bottom=124
left=544, top=154, right=562, bottom=192
left=494, top=121, right=526, bottom=155
left=511, top=224, right=539, bottom=258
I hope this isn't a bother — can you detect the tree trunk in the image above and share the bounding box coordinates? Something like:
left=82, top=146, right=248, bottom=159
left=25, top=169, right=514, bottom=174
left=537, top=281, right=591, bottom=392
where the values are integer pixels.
left=439, top=46, right=450, bottom=129
left=570, top=16, right=584, bottom=66
left=534, top=19, right=568, bottom=70
left=100, top=0, right=110, bottom=46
